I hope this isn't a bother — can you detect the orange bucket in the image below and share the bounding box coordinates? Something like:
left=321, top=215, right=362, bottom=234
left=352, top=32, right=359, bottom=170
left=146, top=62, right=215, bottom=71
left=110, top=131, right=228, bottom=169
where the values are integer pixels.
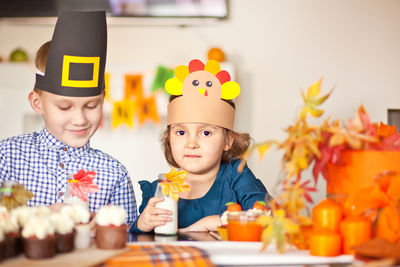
left=326, top=150, right=400, bottom=202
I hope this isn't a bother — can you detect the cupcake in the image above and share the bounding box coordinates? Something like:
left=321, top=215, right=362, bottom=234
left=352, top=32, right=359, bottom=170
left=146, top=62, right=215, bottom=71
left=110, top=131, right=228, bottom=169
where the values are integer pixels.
left=0, top=227, right=4, bottom=262
left=60, top=203, right=91, bottom=249
left=11, top=206, right=35, bottom=229
left=60, top=203, right=90, bottom=225
left=95, top=205, right=127, bottom=249
left=50, top=213, right=75, bottom=253
left=22, top=215, right=56, bottom=259
left=0, top=206, right=21, bottom=258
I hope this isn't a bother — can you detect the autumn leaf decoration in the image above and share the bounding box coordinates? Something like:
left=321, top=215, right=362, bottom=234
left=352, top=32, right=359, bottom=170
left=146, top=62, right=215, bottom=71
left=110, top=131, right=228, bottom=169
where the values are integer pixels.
left=239, top=79, right=331, bottom=181
left=159, top=169, right=190, bottom=201
left=68, top=169, right=99, bottom=202
left=238, top=78, right=400, bottom=252
left=0, top=183, right=34, bottom=211
left=257, top=207, right=300, bottom=253
left=239, top=78, right=400, bottom=184
left=299, top=79, right=332, bottom=120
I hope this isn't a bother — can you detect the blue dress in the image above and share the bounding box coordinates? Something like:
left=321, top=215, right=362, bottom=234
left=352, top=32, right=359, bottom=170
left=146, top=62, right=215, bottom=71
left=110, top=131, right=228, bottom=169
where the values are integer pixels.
left=130, top=159, right=270, bottom=233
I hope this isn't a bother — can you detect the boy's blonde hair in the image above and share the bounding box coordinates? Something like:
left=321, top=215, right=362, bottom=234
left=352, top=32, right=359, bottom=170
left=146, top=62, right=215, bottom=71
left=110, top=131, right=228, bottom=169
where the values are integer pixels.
left=161, top=96, right=251, bottom=168
left=34, top=41, right=51, bottom=93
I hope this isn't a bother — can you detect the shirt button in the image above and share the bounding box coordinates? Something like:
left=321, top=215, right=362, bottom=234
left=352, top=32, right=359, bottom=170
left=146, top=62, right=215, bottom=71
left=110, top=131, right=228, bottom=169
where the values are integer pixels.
left=63, top=147, right=68, bottom=151
left=58, top=192, right=64, bottom=197
left=193, top=204, right=198, bottom=209
left=59, top=163, right=65, bottom=168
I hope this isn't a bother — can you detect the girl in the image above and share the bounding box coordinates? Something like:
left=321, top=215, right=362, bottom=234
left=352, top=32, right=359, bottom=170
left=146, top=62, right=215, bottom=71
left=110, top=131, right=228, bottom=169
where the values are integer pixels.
left=131, top=59, right=271, bottom=233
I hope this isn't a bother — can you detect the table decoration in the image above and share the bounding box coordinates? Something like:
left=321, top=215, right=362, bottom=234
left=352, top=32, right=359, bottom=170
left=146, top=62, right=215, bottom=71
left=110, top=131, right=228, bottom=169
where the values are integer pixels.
left=238, top=79, right=400, bottom=255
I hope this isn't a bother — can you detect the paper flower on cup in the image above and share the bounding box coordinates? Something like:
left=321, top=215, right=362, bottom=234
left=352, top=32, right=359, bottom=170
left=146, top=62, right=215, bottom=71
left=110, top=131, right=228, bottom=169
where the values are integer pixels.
left=68, top=169, right=99, bottom=202
left=0, top=183, right=34, bottom=211
left=159, top=169, right=190, bottom=201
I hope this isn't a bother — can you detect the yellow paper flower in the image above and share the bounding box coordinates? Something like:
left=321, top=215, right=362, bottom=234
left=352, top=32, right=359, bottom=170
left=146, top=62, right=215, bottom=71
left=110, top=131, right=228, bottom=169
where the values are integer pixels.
left=159, top=169, right=190, bottom=201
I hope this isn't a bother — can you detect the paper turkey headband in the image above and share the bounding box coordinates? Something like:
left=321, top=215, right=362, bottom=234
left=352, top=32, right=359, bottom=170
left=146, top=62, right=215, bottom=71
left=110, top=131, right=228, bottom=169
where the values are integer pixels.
left=35, top=11, right=107, bottom=97
left=165, top=59, right=240, bottom=130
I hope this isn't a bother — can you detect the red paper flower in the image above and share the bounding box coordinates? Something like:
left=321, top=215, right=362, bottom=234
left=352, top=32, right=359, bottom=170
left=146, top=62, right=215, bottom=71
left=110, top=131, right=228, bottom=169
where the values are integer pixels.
left=68, top=169, right=99, bottom=202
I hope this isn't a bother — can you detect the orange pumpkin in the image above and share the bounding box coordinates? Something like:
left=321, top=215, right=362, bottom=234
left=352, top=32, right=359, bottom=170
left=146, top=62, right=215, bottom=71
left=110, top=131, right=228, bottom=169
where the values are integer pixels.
left=207, top=47, right=226, bottom=62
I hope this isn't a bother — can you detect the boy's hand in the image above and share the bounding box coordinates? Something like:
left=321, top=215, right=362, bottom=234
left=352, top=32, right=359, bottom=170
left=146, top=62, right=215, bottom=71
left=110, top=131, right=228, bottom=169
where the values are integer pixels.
left=137, top=197, right=172, bottom=232
left=179, top=215, right=221, bottom=232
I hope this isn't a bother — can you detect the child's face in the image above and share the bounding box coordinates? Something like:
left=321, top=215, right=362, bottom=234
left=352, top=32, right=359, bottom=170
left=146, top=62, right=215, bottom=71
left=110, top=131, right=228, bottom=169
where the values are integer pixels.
left=29, top=90, right=104, bottom=148
left=169, top=123, right=233, bottom=175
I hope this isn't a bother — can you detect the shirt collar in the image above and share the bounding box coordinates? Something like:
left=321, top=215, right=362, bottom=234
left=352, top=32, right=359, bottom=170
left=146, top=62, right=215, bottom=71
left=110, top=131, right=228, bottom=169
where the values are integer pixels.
left=39, top=126, right=90, bottom=156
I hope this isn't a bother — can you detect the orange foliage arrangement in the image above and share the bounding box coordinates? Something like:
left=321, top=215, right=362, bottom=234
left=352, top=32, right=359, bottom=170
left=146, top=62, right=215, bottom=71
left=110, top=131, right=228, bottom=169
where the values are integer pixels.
left=239, top=79, right=400, bottom=252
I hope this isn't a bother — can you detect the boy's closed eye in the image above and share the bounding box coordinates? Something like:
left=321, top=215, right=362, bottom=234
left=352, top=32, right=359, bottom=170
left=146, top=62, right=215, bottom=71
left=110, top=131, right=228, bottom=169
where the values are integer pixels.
left=85, top=104, right=98, bottom=109
left=57, top=105, right=71, bottom=111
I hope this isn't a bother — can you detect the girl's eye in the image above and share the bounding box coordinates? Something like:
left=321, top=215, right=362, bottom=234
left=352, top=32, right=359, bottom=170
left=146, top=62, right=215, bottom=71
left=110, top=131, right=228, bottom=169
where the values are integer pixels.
left=58, top=106, right=70, bottom=111
left=206, top=81, right=212, bottom=87
left=192, top=80, right=199, bottom=86
left=201, top=130, right=211, bottom=136
left=176, top=130, right=185, bottom=136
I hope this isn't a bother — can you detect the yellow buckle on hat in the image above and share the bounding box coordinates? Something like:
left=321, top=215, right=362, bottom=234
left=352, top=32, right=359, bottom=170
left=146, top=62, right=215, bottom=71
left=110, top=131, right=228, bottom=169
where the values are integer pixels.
left=61, top=55, right=100, bottom=88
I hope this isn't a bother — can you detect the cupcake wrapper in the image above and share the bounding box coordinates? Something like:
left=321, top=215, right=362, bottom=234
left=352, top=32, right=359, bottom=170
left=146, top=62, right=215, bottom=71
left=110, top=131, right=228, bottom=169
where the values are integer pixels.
left=56, top=232, right=75, bottom=253
left=23, top=236, right=56, bottom=259
left=95, top=225, right=127, bottom=249
left=4, top=233, right=22, bottom=258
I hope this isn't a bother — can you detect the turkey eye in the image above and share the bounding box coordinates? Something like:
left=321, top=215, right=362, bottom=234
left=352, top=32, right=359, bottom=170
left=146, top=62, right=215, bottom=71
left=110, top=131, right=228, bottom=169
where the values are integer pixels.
left=206, top=81, right=212, bottom=87
left=192, top=80, right=199, bottom=86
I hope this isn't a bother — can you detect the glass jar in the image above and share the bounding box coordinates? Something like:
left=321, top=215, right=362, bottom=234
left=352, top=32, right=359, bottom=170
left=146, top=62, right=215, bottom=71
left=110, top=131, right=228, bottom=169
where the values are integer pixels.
left=64, top=178, right=88, bottom=208
left=0, top=180, right=17, bottom=198
left=154, top=176, right=178, bottom=236
left=227, top=211, right=263, bottom=241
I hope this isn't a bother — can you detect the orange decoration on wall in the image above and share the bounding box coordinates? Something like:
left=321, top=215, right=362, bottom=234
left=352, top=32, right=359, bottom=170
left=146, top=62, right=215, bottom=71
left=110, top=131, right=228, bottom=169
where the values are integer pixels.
left=312, top=198, right=343, bottom=233
left=136, top=95, right=161, bottom=126
left=339, top=215, right=372, bottom=254
left=124, top=74, right=143, bottom=100
left=310, top=229, right=341, bottom=257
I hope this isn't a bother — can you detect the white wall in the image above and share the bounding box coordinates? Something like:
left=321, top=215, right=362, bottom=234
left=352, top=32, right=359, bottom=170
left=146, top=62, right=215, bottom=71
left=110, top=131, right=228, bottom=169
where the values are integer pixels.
left=1, top=0, right=400, bottom=208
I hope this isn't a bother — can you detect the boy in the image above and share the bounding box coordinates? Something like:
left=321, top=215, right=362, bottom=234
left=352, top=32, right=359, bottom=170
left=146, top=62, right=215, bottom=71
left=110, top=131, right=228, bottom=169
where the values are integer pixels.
left=0, top=11, right=137, bottom=225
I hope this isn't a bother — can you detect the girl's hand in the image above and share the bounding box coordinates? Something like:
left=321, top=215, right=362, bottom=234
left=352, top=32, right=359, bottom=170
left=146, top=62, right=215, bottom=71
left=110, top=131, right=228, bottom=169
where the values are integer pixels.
left=137, top=197, right=172, bottom=232
left=179, top=215, right=221, bottom=232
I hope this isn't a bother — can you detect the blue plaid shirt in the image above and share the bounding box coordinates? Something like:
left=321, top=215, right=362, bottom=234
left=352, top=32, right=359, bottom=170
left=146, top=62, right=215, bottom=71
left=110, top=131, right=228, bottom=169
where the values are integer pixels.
left=0, top=127, right=137, bottom=225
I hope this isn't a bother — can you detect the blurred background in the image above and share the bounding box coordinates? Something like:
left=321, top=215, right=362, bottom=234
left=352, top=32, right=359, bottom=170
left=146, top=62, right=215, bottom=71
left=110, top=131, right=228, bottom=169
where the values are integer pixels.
left=1, top=0, right=400, bottom=208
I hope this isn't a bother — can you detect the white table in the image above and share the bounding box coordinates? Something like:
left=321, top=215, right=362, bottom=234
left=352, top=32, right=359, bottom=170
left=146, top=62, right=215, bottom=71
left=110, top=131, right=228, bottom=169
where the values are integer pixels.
left=130, top=240, right=355, bottom=266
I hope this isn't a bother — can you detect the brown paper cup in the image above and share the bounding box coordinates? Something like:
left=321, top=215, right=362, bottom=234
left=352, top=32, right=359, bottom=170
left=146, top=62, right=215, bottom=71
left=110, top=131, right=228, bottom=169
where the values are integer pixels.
left=23, top=235, right=56, bottom=259
left=95, top=224, right=127, bottom=249
left=56, top=232, right=75, bottom=253
left=3, top=232, right=22, bottom=258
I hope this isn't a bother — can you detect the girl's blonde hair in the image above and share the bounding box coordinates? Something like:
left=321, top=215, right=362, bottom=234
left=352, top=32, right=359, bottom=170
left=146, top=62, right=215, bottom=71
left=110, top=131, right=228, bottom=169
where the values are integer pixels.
left=161, top=96, right=252, bottom=168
